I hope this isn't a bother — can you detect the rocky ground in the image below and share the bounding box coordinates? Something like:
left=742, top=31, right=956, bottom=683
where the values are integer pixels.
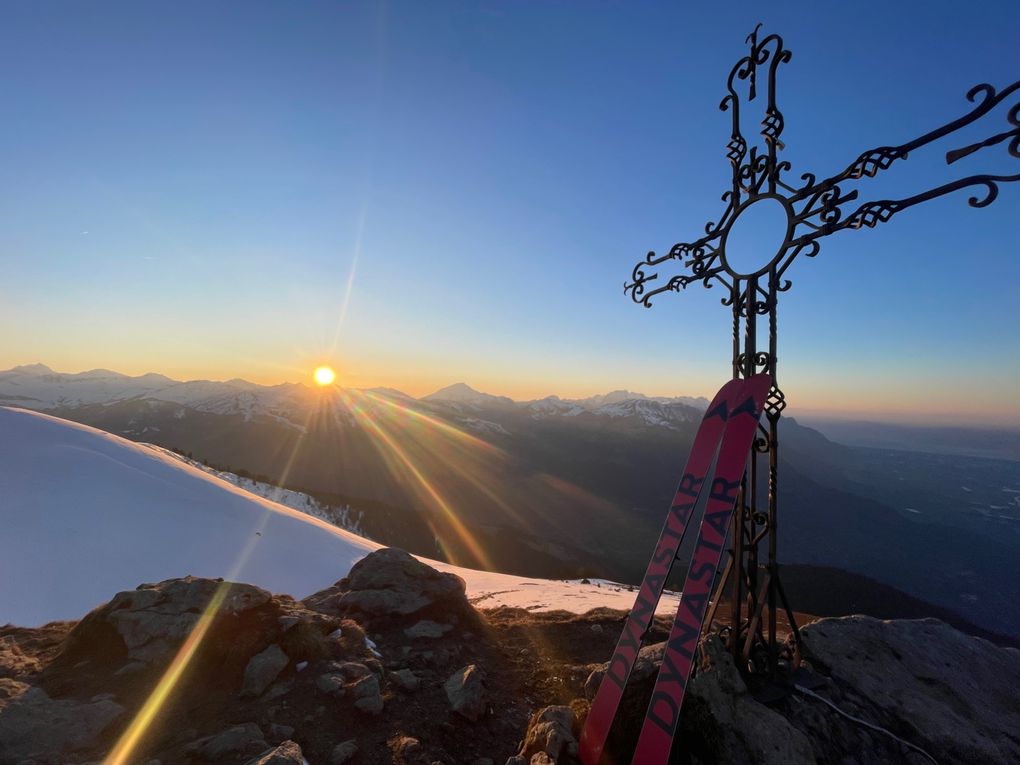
left=1, top=548, right=1017, bottom=765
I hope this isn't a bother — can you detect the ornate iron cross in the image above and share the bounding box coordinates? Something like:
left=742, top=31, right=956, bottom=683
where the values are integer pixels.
left=625, top=25, right=1019, bottom=677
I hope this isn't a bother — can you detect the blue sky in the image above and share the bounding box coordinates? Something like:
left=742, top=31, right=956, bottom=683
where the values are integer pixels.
left=1, top=1, right=1018, bottom=423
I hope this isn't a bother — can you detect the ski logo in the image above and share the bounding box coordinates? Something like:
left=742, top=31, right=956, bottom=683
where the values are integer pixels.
left=603, top=469, right=702, bottom=691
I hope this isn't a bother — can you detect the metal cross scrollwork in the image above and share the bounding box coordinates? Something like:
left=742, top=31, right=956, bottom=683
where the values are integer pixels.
left=624, top=25, right=1020, bottom=679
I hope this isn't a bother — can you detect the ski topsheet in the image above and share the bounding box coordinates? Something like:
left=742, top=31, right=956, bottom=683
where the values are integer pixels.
left=578, top=377, right=747, bottom=765
left=630, top=373, right=771, bottom=764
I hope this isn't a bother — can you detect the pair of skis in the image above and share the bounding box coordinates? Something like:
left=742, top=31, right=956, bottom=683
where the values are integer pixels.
left=579, top=374, right=771, bottom=765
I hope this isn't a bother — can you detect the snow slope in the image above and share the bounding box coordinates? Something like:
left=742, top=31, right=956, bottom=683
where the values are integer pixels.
left=0, top=407, right=679, bottom=626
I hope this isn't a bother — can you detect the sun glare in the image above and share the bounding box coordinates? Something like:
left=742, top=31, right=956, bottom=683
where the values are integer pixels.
left=313, top=366, right=336, bottom=386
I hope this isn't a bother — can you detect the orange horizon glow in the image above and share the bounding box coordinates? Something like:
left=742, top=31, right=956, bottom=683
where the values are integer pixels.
left=2, top=357, right=1017, bottom=427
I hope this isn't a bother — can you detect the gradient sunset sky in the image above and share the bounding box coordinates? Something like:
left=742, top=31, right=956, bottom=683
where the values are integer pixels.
left=1, top=2, right=1018, bottom=424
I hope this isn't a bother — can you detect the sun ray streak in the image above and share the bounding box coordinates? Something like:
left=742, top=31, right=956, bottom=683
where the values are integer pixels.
left=360, top=391, right=504, bottom=455
left=340, top=391, right=493, bottom=569
left=102, top=581, right=233, bottom=765
left=330, top=208, right=366, bottom=357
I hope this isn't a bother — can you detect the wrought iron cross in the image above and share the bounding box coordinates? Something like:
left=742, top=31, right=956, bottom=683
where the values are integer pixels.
left=625, top=25, right=1019, bottom=676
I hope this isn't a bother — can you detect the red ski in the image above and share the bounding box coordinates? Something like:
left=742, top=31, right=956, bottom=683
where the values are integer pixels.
left=630, top=373, right=771, bottom=764
left=578, top=377, right=748, bottom=765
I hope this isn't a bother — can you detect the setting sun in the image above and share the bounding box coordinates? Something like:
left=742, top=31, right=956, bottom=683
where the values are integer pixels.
left=313, top=366, right=336, bottom=386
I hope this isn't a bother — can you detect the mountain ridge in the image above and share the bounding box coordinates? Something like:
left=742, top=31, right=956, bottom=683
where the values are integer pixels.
left=0, top=364, right=707, bottom=413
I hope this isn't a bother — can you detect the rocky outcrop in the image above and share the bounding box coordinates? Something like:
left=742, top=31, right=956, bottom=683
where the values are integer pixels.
left=42, top=575, right=344, bottom=699
left=304, top=548, right=471, bottom=626
left=0, top=550, right=533, bottom=763
left=3, top=549, right=1012, bottom=765
left=796, top=615, right=1020, bottom=765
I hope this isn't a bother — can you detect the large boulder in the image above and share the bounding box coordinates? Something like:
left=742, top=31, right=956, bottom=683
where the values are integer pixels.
left=93, top=577, right=271, bottom=664
left=41, top=577, right=344, bottom=700
left=304, top=548, right=470, bottom=625
left=798, top=616, right=1020, bottom=765
left=580, top=617, right=1019, bottom=765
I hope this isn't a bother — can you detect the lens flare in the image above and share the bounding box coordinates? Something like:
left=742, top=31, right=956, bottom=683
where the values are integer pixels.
left=313, top=366, right=336, bottom=386
left=103, top=581, right=233, bottom=765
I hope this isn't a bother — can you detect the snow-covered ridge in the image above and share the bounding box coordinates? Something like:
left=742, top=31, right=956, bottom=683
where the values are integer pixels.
left=0, top=406, right=679, bottom=626
left=147, top=445, right=367, bottom=538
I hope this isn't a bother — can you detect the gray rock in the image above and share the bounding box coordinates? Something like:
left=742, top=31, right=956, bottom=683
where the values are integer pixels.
left=0, top=685, right=124, bottom=764
left=242, top=740, right=305, bottom=765
left=331, top=739, right=359, bottom=764
left=242, top=644, right=290, bottom=698
left=585, top=641, right=663, bottom=700
left=390, top=668, right=421, bottom=691
left=351, top=674, right=384, bottom=714
left=305, top=548, right=468, bottom=619
left=316, top=672, right=346, bottom=697
left=333, top=660, right=372, bottom=680
left=444, top=664, right=486, bottom=722
left=519, top=705, right=576, bottom=760
left=404, top=620, right=452, bottom=639
left=800, top=616, right=1020, bottom=765
left=188, top=722, right=267, bottom=760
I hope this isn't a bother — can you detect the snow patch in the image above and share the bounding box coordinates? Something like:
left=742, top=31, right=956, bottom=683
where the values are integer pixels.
left=0, top=406, right=680, bottom=626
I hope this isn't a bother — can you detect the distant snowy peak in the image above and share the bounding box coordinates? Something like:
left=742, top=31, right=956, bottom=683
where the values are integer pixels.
left=423, top=382, right=514, bottom=407
left=588, top=398, right=701, bottom=427
left=524, top=396, right=584, bottom=416
left=364, top=386, right=414, bottom=400
left=0, top=365, right=171, bottom=408
left=7, top=363, right=55, bottom=376
left=571, top=389, right=648, bottom=409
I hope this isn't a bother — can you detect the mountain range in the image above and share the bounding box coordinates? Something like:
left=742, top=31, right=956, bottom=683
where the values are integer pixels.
left=2, top=363, right=1018, bottom=638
